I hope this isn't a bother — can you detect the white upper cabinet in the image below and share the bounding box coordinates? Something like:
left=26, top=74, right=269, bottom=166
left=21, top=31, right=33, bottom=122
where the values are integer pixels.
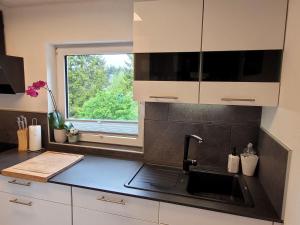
left=202, top=0, right=288, bottom=51
left=133, top=81, right=199, bottom=104
left=199, top=82, right=280, bottom=106
left=133, top=0, right=203, bottom=53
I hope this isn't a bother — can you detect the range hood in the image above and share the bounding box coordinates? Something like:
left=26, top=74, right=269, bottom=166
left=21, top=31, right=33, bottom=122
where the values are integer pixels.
left=0, top=11, right=25, bottom=94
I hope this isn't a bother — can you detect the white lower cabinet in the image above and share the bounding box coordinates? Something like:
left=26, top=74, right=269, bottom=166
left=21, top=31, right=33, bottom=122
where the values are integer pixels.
left=0, top=175, right=71, bottom=204
left=0, top=191, right=71, bottom=225
left=73, top=206, right=157, bottom=225
left=72, top=187, right=159, bottom=223
left=159, top=203, right=273, bottom=225
left=0, top=178, right=275, bottom=225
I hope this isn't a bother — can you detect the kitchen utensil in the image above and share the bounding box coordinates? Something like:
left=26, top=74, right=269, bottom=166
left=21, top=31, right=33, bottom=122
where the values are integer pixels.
left=16, top=115, right=28, bottom=152
left=21, top=115, right=28, bottom=128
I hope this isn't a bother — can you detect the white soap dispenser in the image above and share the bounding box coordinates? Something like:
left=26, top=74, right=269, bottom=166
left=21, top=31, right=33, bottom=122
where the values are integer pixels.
left=241, top=143, right=259, bottom=176
left=228, top=147, right=240, bottom=173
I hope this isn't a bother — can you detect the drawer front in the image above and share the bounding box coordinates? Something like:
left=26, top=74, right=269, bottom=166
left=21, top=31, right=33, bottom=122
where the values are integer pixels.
left=74, top=206, right=157, bottom=225
left=0, top=191, right=71, bottom=225
left=133, top=81, right=199, bottom=104
left=0, top=175, right=71, bottom=204
left=160, top=203, right=272, bottom=225
left=199, top=82, right=280, bottom=106
left=73, top=187, right=159, bottom=223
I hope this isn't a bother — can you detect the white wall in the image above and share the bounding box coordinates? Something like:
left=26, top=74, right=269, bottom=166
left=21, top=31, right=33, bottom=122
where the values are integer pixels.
left=261, top=0, right=300, bottom=224
left=0, top=0, right=133, bottom=112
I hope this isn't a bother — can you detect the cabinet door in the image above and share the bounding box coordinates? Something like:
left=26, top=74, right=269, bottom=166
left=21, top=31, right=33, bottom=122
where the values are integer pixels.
left=0, top=191, right=71, bottom=225
left=133, top=81, right=199, bottom=104
left=199, top=82, right=280, bottom=106
left=73, top=206, right=157, bottom=225
left=159, top=203, right=272, bottom=225
left=202, top=0, right=288, bottom=51
left=0, top=175, right=71, bottom=204
left=133, top=0, right=203, bottom=53
left=73, top=187, right=159, bottom=223
left=201, top=50, right=282, bottom=82
left=134, top=53, right=200, bottom=81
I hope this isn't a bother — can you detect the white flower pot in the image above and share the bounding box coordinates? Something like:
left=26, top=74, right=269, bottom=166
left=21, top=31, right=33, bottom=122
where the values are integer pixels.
left=54, top=129, right=67, bottom=143
left=68, top=135, right=78, bottom=143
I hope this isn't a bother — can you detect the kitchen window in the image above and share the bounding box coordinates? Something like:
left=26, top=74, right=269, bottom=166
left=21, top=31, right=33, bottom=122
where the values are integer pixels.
left=55, top=43, right=144, bottom=148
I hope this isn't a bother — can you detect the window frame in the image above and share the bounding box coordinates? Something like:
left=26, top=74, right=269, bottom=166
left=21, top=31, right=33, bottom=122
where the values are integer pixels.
left=55, top=42, right=144, bottom=148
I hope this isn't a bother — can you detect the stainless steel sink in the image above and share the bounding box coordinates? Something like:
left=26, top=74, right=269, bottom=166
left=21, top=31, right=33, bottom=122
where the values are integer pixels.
left=125, top=164, right=253, bottom=207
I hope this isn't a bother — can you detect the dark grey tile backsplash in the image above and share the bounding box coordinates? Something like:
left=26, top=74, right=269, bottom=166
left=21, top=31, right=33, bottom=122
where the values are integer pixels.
left=144, top=103, right=262, bottom=168
left=258, top=129, right=289, bottom=218
left=0, top=110, right=48, bottom=147
left=0, top=106, right=289, bottom=219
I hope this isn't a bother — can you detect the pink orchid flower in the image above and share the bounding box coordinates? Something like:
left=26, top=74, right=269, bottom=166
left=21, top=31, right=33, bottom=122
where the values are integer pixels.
left=26, top=86, right=38, bottom=97
left=32, top=80, right=47, bottom=90
left=25, top=80, right=58, bottom=112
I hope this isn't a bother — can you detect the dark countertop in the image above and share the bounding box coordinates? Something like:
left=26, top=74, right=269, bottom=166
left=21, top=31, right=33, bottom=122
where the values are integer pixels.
left=0, top=149, right=40, bottom=171
left=0, top=149, right=281, bottom=223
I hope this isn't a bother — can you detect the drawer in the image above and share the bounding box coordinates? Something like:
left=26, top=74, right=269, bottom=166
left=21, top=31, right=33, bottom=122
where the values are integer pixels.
left=73, top=187, right=159, bottom=223
left=133, top=81, right=199, bottom=104
left=159, top=203, right=272, bottom=225
left=74, top=206, right=157, bottom=225
left=199, top=82, right=280, bottom=106
left=0, top=191, right=71, bottom=225
left=0, top=175, right=71, bottom=204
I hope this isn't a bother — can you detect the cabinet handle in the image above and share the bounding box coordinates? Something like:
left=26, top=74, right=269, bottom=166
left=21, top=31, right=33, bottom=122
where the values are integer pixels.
left=160, top=223, right=169, bottom=225
left=97, top=196, right=126, bottom=205
left=149, top=96, right=179, bottom=100
left=8, top=179, right=31, bottom=186
left=9, top=198, right=32, bottom=206
left=221, top=98, right=256, bottom=102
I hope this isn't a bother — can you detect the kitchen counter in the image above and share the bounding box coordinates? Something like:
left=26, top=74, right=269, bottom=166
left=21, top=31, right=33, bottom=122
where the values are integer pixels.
left=0, top=149, right=281, bottom=223
left=0, top=149, right=40, bottom=171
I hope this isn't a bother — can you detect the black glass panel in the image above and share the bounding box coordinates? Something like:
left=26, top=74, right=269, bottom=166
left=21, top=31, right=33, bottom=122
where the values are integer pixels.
left=201, top=50, right=282, bottom=82
left=134, top=52, right=200, bottom=81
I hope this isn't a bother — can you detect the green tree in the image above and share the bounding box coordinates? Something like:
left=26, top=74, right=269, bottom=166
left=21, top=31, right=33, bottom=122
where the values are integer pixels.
left=67, top=54, right=137, bottom=121
left=67, top=55, right=108, bottom=117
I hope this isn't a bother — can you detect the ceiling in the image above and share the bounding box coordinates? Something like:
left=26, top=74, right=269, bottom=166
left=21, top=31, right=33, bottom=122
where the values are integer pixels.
left=0, top=0, right=88, bottom=8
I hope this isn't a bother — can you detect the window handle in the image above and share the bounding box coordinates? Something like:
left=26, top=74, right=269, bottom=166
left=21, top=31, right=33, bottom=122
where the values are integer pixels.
left=8, top=179, right=31, bottom=186
left=97, top=196, right=126, bottom=205
left=221, top=98, right=255, bottom=102
left=9, top=198, right=32, bottom=206
left=149, top=96, right=178, bottom=100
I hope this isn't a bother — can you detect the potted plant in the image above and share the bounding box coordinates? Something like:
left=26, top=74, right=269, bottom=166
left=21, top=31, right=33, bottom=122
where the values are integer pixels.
left=26, top=80, right=67, bottom=143
left=66, top=127, right=79, bottom=143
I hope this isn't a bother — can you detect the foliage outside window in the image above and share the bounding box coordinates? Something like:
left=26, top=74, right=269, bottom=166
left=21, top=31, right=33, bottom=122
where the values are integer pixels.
left=66, top=54, right=138, bottom=121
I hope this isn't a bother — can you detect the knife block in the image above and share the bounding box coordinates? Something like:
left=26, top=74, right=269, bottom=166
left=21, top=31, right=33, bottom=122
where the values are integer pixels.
left=17, top=128, right=28, bottom=152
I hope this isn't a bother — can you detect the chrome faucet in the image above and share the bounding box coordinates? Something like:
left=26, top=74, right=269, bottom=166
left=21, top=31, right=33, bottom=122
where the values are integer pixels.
left=183, top=134, right=203, bottom=173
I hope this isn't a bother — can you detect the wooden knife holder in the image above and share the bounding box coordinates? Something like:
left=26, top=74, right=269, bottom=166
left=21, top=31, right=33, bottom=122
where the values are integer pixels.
left=17, top=128, right=28, bottom=152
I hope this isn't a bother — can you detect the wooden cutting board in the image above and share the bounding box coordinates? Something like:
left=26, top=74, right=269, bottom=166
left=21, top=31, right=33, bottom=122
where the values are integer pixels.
left=1, top=151, right=84, bottom=182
